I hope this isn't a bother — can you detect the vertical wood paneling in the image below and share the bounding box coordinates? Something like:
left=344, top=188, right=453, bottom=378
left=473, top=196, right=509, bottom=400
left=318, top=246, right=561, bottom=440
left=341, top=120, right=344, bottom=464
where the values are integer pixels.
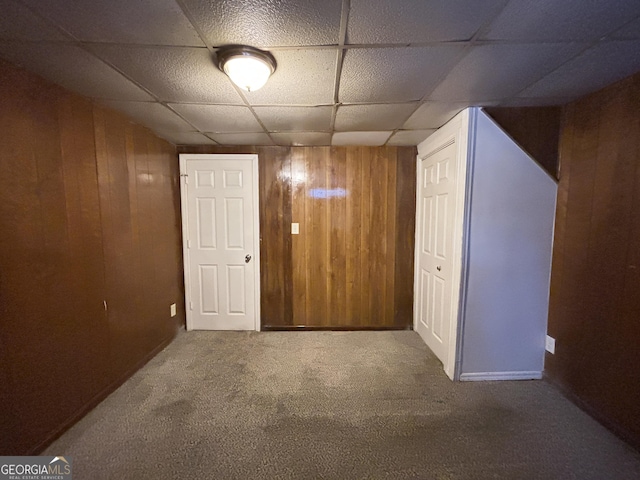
left=385, top=150, right=398, bottom=324
left=484, top=106, right=562, bottom=179
left=305, top=147, right=329, bottom=325
left=58, top=93, right=110, bottom=408
left=328, top=147, right=347, bottom=324
left=0, top=60, right=183, bottom=455
left=291, top=148, right=307, bottom=325
left=547, top=72, right=640, bottom=450
left=359, top=147, right=373, bottom=326
left=178, top=144, right=417, bottom=329
left=345, top=147, right=363, bottom=326
left=368, top=147, right=387, bottom=325
left=394, top=147, right=417, bottom=327
left=259, top=147, right=291, bottom=325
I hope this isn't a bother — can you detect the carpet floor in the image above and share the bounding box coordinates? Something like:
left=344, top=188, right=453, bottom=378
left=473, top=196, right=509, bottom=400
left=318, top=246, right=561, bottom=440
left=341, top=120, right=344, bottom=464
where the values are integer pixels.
left=45, top=331, right=640, bottom=479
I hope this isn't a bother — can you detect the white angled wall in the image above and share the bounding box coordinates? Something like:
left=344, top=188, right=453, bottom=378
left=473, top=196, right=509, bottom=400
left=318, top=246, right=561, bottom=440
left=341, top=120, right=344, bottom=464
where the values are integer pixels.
left=458, top=110, right=557, bottom=379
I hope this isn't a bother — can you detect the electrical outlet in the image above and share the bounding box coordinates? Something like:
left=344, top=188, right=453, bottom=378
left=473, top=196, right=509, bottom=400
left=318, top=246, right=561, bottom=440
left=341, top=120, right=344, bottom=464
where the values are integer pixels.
left=291, top=223, right=299, bottom=234
left=545, top=335, right=556, bottom=354
left=170, top=303, right=177, bottom=317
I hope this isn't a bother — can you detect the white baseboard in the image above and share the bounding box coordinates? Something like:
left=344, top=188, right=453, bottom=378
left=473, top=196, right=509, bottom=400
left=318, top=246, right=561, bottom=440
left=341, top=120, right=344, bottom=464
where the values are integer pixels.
left=459, top=371, right=543, bottom=381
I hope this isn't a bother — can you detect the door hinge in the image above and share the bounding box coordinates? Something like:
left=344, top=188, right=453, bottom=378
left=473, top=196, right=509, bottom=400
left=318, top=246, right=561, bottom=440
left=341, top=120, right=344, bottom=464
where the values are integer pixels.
left=187, top=239, right=191, bottom=249
left=189, top=301, right=193, bottom=311
left=180, top=173, right=188, bottom=184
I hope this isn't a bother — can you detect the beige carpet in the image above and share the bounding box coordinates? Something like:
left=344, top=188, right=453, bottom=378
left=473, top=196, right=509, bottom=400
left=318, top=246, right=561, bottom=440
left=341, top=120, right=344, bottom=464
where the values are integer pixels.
left=45, top=330, right=640, bottom=479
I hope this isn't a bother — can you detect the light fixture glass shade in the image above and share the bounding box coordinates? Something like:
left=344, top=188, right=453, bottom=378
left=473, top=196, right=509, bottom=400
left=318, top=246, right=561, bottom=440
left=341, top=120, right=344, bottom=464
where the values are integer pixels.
left=223, top=56, right=272, bottom=92
left=217, top=46, right=276, bottom=92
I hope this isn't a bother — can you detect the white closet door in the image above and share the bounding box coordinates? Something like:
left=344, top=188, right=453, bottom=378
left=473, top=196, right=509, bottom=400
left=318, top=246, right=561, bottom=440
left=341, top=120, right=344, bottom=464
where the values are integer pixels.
left=414, top=110, right=470, bottom=380
left=180, top=154, right=260, bottom=331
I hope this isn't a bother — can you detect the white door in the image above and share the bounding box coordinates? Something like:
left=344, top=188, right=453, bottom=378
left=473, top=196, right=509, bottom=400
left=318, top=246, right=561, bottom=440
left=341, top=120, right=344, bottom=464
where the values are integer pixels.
left=179, top=154, right=260, bottom=331
left=414, top=111, right=470, bottom=379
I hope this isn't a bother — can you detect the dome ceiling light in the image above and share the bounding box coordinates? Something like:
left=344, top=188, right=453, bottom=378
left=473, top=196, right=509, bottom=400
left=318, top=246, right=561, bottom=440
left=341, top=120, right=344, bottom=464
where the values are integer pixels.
left=216, top=45, right=277, bottom=92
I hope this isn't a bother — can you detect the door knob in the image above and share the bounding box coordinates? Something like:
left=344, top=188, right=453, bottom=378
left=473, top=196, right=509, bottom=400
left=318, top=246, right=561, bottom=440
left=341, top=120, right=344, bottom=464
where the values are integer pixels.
left=436, top=265, right=441, bottom=271
left=245, top=254, right=252, bottom=263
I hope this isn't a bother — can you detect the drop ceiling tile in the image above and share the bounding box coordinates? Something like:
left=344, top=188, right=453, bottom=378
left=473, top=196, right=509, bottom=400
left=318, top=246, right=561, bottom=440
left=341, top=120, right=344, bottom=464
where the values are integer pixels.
left=182, top=0, right=342, bottom=47
left=207, top=133, right=274, bottom=146
left=155, top=131, right=217, bottom=145
left=0, top=42, right=153, bottom=101
left=347, top=0, right=507, bottom=44
left=21, top=0, right=203, bottom=46
left=331, top=131, right=392, bottom=146
left=242, top=49, right=337, bottom=105
left=387, top=130, right=436, bottom=146
left=403, top=102, right=468, bottom=129
left=253, top=106, right=332, bottom=131
left=339, top=46, right=464, bottom=103
left=98, top=101, right=195, bottom=132
left=497, top=97, right=574, bottom=107
left=429, top=43, right=587, bottom=103
left=611, top=17, right=640, bottom=39
left=271, top=132, right=332, bottom=146
left=482, top=0, right=640, bottom=41
left=90, top=45, right=242, bottom=104
left=518, top=41, right=640, bottom=100
left=0, top=0, right=68, bottom=41
left=335, top=104, right=417, bottom=131
left=169, top=104, right=263, bottom=132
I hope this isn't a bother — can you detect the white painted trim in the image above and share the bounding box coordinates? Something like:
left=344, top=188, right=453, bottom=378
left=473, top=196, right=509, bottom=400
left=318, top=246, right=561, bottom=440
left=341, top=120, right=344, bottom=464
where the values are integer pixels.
left=459, top=371, right=543, bottom=382
left=178, top=153, right=261, bottom=332
left=414, top=108, right=472, bottom=381
left=178, top=154, right=192, bottom=331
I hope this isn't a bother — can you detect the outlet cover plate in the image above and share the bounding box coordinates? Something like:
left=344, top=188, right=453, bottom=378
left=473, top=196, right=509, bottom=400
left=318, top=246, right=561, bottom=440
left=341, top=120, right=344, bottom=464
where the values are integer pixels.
left=545, top=335, right=555, bottom=354
left=291, top=223, right=299, bottom=234
left=170, top=303, right=177, bottom=317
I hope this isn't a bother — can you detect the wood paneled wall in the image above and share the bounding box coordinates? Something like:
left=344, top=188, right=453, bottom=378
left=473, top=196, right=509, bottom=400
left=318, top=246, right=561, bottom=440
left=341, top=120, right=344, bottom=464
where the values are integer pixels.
left=0, top=60, right=184, bottom=455
left=177, top=145, right=417, bottom=329
left=484, top=106, right=562, bottom=179
left=547, top=72, right=640, bottom=450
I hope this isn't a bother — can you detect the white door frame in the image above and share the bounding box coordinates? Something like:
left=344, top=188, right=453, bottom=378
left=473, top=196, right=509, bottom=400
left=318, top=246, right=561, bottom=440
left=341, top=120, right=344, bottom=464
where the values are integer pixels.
left=413, top=108, right=474, bottom=380
left=179, top=153, right=261, bottom=331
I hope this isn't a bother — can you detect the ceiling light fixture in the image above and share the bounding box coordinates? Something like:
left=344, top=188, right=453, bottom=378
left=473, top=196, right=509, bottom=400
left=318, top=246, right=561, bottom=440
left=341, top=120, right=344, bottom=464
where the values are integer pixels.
left=217, top=45, right=276, bottom=92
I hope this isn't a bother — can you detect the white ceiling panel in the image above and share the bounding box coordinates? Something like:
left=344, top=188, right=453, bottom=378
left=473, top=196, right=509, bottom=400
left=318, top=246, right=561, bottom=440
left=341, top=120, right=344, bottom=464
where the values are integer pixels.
left=253, top=106, right=332, bottom=131
left=332, top=131, right=392, bottom=146
left=241, top=49, right=337, bottom=105
left=518, top=41, right=640, bottom=100
left=610, top=16, right=640, bottom=39
left=335, top=104, right=417, bottom=131
left=182, top=0, right=342, bottom=47
left=347, top=0, right=507, bottom=44
left=429, top=43, right=587, bottom=102
left=497, top=97, right=574, bottom=107
left=90, top=46, right=242, bottom=104
left=271, top=132, right=332, bottom=146
left=1, top=1, right=639, bottom=146
left=0, top=0, right=69, bottom=41
left=0, top=42, right=153, bottom=101
left=21, top=0, right=203, bottom=46
left=403, top=102, right=468, bottom=130
left=208, top=132, right=274, bottom=146
left=156, top=131, right=217, bottom=145
left=98, top=101, right=195, bottom=132
left=387, top=130, right=435, bottom=146
left=340, top=46, right=464, bottom=103
left=482, top=0, right=640, bottom=41
left=170, top=104, right=263, bottom=132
